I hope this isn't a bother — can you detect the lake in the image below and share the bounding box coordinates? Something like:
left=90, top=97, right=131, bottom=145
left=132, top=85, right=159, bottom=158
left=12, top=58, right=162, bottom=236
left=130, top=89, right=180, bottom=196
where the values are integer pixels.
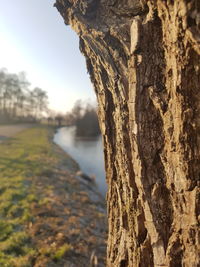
left=54, top=126, right=107, bottom=196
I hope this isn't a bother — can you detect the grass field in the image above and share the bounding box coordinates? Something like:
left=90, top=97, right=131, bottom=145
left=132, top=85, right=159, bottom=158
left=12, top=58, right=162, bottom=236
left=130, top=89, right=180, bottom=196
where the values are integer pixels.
left=0, top=126, right=60, bottom=266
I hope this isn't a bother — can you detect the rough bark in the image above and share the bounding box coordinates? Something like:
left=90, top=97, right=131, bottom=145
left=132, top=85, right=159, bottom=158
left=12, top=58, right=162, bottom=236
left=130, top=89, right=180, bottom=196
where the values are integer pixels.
left=54, top=0, right=200, bottom=266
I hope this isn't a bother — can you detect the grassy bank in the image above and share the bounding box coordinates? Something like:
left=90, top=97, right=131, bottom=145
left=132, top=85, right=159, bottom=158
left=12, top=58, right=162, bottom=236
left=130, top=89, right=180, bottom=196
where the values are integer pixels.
left=0, top=126, right=106, bottom=267
left=0, top=126, right=58, bottom=266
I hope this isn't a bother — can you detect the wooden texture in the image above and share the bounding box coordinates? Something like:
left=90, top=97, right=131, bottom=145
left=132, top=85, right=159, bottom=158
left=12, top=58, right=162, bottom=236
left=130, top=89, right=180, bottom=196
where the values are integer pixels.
left=55, top=0, right=200, bottom=266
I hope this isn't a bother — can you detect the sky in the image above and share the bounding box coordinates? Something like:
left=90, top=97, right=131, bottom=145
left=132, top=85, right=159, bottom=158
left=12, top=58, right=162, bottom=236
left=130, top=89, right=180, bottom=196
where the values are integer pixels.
left=0, top=0, right=95, bottom=113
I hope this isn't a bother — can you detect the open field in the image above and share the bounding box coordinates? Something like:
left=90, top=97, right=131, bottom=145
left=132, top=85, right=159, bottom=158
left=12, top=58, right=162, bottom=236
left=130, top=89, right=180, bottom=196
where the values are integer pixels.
left=0, top=126, right=106, bottom=266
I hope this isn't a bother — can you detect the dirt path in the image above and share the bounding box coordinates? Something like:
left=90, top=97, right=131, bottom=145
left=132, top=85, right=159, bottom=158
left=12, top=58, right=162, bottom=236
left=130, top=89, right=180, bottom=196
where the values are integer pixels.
left=0, top=124, right=34, bottom=142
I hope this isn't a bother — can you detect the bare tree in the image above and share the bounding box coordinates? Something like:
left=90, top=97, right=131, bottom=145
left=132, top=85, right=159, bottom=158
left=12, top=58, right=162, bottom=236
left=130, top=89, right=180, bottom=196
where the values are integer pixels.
left=55, top=114, right=64, bottom=127
left=0, top=69, right=49, bottom=123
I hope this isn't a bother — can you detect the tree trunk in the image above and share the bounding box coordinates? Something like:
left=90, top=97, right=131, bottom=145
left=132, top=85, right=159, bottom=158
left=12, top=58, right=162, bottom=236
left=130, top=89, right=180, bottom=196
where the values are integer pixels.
left=55, top=0, right=200, bottom=266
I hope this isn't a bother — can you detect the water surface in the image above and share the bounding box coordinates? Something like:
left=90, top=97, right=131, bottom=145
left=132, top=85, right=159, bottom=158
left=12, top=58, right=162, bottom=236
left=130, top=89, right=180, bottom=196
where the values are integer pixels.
left=54, top=126, right=107, bottom=196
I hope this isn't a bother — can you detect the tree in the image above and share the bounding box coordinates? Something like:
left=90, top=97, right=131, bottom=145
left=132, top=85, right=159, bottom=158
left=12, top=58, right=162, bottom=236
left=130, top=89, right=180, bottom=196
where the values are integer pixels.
left=55, top=1, right=200, bottom=266
left=65, top=111, right=74, bottom=126
left=30, top=87, right=48, bottom=119
left=0, top=69, right=6, bottom=116
left=0, top=69, right=49, bottom=122
left=68, top=100, right=100, bottom=136
left=71, top=99, right=83, bottom=124
left=55, top=114, right=64, bottom=127
left=47, top=116, right=54, bottom=125
left=75, top=104, right=100, bottom=137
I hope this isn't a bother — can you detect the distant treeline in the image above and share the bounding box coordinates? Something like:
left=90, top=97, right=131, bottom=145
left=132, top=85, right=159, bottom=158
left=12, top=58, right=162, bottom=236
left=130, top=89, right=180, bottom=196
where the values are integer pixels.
left=0, top=69, right=100, bottom=137
left=0, top=69, right=48, bottom=123
left=52, top=100, right=101, bottom=137
left=71, top=100, right=100, bottom=137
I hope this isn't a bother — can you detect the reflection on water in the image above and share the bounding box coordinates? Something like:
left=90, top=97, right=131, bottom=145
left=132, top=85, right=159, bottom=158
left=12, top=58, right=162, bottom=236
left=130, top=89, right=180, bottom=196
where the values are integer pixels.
left=54, top=126, right=107, bottom=196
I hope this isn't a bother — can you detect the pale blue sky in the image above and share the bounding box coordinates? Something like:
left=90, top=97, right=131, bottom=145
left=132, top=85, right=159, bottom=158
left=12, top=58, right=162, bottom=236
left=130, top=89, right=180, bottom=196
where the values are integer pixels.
left=0, top=0, right=95, bottom=112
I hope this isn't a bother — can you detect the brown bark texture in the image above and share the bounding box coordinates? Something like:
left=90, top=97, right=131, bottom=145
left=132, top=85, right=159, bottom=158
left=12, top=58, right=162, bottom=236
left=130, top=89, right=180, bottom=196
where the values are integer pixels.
left=54, top=0, right=200, bottom=266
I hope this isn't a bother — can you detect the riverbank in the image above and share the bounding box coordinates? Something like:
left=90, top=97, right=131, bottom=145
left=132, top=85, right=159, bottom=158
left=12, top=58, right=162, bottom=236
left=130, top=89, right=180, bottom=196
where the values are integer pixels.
left=0, top=125, right=107, bottom=266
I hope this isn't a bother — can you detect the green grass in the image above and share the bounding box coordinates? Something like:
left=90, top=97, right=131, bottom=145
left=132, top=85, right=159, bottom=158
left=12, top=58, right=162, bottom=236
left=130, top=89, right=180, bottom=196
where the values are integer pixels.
left=52, top=244, right=72, bottom=261
left=0, top=126, right=58, bottom=266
